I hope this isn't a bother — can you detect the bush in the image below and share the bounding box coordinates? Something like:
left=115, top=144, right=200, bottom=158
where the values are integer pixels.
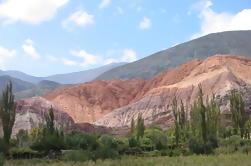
left=9, top=148, right=41, bottom=159
left=93, top=146, right=119, bottom=160
left=214, top=146, right=236, bottom=155
left=99, top=135, right=117, bottom=149
left=188, top=137, right=215, bottom=154
left=128, top=136, right=138, bottom=147
left=0, top=153, right=4, bottom=166
left=31, top=129, right=65, bottom=153
left=63, top=150, right=91, bottom=162
left=64, top=131, right=86, bottom=150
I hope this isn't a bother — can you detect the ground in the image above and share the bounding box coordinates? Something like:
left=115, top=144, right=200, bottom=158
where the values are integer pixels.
left=5, top=154, right=251, bottom=166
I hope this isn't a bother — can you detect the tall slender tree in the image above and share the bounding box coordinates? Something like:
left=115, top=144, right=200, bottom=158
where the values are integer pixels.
left=136, top=114, right=145, bottom=140
left=0, top=82, right=16, bottom=144
left=230, top=90, right=246, bottom=137
left=130, top=118, right=135, bottom=135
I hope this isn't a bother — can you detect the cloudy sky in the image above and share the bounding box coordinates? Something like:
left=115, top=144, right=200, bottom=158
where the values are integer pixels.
left=0, top=0, right=250, bottom=76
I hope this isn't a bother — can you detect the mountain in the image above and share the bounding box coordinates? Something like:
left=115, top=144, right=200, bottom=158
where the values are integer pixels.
left=0, top=75, right=65, bottom=99
left=0, top=62, right=126, bottom=84
left=0, top=75, right=35, bottom=93
left=96, top=30, right=251, bottom=80
left=44, top=62, right=126, bottom=84
left=44, top=55, right=251, bottom=129
left=14, top=80, right=67, bottom=99
left=0, top=70, right=41, bottom=83
left=0, top=96, right=130, bottom=138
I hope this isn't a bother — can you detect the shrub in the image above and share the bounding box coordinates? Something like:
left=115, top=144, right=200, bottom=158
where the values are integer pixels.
left=0, top=153, right=4, bottom=166
left=239, top=145, right=251, bottom=154
left=63, top=150, right=91, bottom=162
left=79, top=133, right=99, bottom=151
left=128, top=136, right=138, bottom=147
left=9, top=148, right=40, bottom=159
left=99, top=135, right=117, bottom=149
left=93, top=146, right=119, bottom=160
left=64, top=131, right=85, bottom=149
left=214, top=146, right=236, bottom=155
left=31, top=129, right=65, bottom=153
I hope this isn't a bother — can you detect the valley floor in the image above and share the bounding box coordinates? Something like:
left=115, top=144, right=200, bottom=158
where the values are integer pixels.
left=5, top=154, right=251, bottom=166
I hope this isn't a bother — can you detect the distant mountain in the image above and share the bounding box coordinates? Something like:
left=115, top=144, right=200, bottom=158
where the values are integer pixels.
left=0, top=75, right=65, bottom=99
left=96, top=30, right=251, bottom=80
left=44, top=62, right=126, bottom=84
left=0, top=62, right=126, bottom=84
left=14, top=80, right=68, bottom=99
left=0, top=75, right=35, bottom=93
left=0, top=70, right=41, bottom=83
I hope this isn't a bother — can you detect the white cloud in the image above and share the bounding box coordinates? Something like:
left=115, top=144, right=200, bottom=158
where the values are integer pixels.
left=0, top=0, right=69, bottom=24
left=0, top=46, right=16, bottom=68
left=62, top=58, right=78, bottom=66
left=104, top=49, right=137, bottom=64
left=139, top=17, right=151, bottom=29
left=117, top=7, right=124, bottom=14
left=99, top=0, right=111, bottom=9
left=192, top=0, right=251, bottom=39
left=22, top=39, right=40, bottom=59
left=70, top=50, right=100, bottom=67
left=121, top=49, right=137, bottom=62
left=63, top=10, right=94, bottom=29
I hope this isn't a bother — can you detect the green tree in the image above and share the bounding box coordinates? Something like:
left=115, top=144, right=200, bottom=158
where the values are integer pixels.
left=136, top=114, right=145, bottom=140
left=189, top=85, right=221, bottom=154
left=0, top=81, right=16, bottom=144
left=172, top=97, right=180, bottom=146
left=130, top=118, right=135, bottom=136
left=172, top=97, right=187, bottom=146
left=230, top=90, right=246, bottom=137
left=44, top=106, right=55, bottom=134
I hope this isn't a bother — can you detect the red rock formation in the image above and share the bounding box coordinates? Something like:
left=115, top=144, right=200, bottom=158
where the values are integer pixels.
left=44, top=54, right=251, bottom=128
left=44, top=79, right=145, bottom=123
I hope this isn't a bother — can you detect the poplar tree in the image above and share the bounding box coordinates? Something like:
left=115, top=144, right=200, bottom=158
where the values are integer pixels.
left=0, top=82, right=16, bottom=144
left=230, top=90, right=246, bottom=137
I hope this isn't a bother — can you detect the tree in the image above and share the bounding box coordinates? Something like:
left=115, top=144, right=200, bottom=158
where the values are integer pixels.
left=230, top=90, right=246, bottom=137
left=189, top=85, right=221, bottom=154
left=136, top=114, right=145, bottom=140
left=130, top=118, right=135, bottom=136
left=172, top=97, right=180, bottom=146
left=0, top=81, right=16, bottom=144
left=44, top=106, right=55, bottom=134
left=31, top=107, right=66, bottom=153
left=171, top=97, right=187, bottom=146
left=244, top=115, right=251, bottom=139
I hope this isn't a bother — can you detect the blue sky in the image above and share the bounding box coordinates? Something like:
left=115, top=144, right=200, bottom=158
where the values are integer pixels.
left=0, top=0, right=250, bottom=76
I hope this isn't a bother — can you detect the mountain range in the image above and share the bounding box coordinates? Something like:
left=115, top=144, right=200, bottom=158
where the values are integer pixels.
left=96, top=30, right=251, bottom=80
left=0, top=62, right=126, bottom=98
left=1, top=30, right=251, bottom=137
left=0, top=62, right=126, bottom=84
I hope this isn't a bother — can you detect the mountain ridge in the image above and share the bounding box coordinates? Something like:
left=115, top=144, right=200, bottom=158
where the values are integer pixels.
left=96, top=30, right=251, bottom=80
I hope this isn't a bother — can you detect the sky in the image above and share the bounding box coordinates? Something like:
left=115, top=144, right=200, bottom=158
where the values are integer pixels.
left=0, top=0, right=251, bottom=77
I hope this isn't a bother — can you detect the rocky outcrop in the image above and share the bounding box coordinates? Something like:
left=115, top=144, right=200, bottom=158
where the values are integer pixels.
left=44, top=79, right=146, bottom=123
left=13, top=97, right=75, bottom=137
left=43, top=54, right=251, bottom=131
left=95, top=55, right=251, bottom=127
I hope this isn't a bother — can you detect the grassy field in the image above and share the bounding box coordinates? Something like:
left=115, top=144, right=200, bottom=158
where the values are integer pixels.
left=5, top=154, right=251, bottom=166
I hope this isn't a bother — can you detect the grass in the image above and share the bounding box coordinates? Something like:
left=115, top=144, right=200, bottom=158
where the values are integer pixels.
left=5, top=154, right=251, bottom=166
